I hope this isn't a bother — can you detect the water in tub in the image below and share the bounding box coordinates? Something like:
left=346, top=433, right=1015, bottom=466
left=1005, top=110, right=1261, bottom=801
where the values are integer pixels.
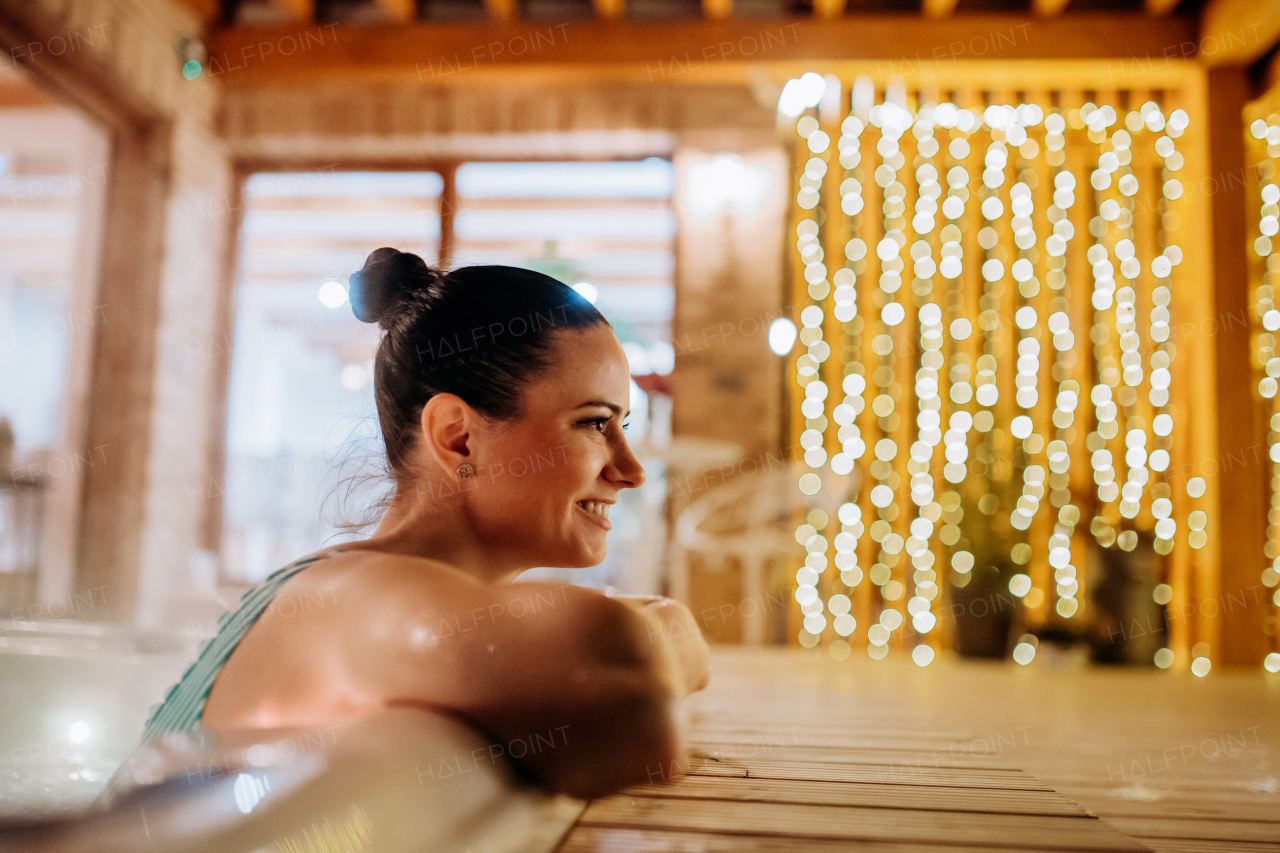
left=0, top=619, right=195, bottom=818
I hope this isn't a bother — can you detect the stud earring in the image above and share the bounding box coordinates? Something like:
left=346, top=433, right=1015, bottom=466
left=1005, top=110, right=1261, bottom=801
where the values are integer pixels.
left=457, top=463, right=474, bottom=480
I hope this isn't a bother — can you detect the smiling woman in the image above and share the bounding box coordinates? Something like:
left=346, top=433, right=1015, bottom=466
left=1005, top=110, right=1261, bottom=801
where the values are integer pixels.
left=122, top=248, right=710, bottom=801
left=344, top=248, right=646, bottom=572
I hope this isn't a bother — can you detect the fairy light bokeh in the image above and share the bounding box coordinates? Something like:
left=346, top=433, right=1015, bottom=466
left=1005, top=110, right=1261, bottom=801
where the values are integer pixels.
left=1247, top=115, right=1280, bottom=676
left=785, top=77, right=1223, bottom=669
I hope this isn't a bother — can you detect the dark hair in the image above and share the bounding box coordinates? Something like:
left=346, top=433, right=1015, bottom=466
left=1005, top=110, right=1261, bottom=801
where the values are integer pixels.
left=349, top=247, right=609, bottom=475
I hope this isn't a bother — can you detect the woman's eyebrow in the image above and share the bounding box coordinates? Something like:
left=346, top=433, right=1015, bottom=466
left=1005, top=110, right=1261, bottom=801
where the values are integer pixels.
left=577, top=400, right=630, bottom=418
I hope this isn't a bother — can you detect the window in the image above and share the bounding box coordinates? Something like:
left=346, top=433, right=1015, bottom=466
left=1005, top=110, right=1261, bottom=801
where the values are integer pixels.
left=0, top=84, right=110, bottom=604
left=221, top=171, right=443, bottom=581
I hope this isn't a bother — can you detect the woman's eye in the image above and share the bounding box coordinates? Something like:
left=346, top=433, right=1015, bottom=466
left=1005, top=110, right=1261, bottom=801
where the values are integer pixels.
left=581, top=416, right=626, bottom=433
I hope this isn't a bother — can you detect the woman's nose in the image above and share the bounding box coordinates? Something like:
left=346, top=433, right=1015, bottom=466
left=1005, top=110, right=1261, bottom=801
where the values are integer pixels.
left=610, top=443, right=645, bottom=489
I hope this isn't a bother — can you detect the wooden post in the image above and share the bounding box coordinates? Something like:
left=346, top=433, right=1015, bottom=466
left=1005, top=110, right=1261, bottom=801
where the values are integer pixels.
left=73, top=121, right=173, bottom=623
left=198, top=172, right=248, bottom=558
left=0, top=0, right=174, bottom=623
left=439, top=161, right=458, bottom=269
left=1204, top=67, right=1270, bottom=665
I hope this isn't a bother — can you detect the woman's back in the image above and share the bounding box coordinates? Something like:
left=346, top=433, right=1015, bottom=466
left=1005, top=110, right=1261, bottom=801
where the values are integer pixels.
left=196, top=547, right=381, bottom=730
left=140, top=548, right=348, bottom=739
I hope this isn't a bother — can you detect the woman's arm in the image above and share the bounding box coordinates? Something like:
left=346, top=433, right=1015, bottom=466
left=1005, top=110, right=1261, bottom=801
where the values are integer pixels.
left=330, top=553, right=690, bottom=799
left=605, top=592, right=711, bottom=695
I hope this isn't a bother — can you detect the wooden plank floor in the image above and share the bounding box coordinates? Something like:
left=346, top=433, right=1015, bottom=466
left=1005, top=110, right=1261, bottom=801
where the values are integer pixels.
left=554, top=648, right=1280, bottom=853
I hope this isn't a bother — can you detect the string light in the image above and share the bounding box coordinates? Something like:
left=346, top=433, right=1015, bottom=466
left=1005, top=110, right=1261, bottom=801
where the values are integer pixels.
left=1044, top=144, right=1083, bottom=614
left=905, top=107, right=945, bottom=655
left=1145, top=102, right=1181, bottom=559
left=1249, top=116, right=1280, bottom=669
left=860, top=99, right=915, bottom=658
left=830, top=111, right=871, bottom=649
left=793, top=115, right=835, bottom=648
left=784, top=82, right=1205, bottom=665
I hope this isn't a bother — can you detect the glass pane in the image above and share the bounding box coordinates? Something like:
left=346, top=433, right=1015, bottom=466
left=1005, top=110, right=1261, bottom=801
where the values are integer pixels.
left=221, top=171, right=442, bottom=582
left=0, top=84, right=110, bottom=605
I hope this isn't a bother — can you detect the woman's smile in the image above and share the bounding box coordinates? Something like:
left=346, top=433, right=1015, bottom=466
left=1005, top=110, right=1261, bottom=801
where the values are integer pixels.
left=575, top=498, right=613, bottom=530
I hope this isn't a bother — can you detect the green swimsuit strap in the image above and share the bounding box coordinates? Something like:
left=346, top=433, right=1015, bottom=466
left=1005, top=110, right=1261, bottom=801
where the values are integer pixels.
left=138, top=549, right=344, bottom=740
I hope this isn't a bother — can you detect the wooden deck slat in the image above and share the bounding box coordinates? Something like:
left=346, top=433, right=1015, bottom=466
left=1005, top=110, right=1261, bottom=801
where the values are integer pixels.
left=691, top=725, right=970, bottom=741
left=687, top=722, right=982, bottom=744
left=1035, top=770, right=1280, bottom=787
left=688, top=743, right=1020, bottom=770
left=690, top=719, right=966, bottom=733
left=619, top=775, right=1090, bottom=816
left=560, top=826, right=1133, bottom=853
left=1053, top=786, right=1280, bottom=821
left=1129, top=841, right=1280, bottom=853
left=1104, top=817, right=1280, bottom=844
left=577, top=798, right=1151, bottom=851
left=683, top=756, right=1053, bottom=790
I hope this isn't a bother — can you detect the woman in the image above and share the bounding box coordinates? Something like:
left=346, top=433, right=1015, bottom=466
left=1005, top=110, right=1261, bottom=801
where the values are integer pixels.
left=140, top=248, right=711, bottom=800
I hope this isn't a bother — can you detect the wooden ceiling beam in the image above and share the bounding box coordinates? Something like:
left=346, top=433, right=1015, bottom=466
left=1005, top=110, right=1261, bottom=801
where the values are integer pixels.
left=370, top=0, right=417, bottom=22
left=921, top=0, right=959, bottom=18
left=272, top=0, right=316, bottom=21
left=592, top=0, right=625, bottom=20
left=1199, top=0, right=1280, bottom=65
left=1031, top=0, right=1071, bottom=16
left=483, top=0, right=520, bottom=21
left=231, top=0, right=315, bottom=23
left=206, top=15, right=1200, bottom=88
left=702, top=0, right=732, bottom=20
left=813, top=0, right=847, bottom=21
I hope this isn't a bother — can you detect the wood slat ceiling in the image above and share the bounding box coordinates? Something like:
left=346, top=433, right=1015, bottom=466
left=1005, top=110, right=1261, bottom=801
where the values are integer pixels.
left=184, top=0, right=1280, bottom=94
left=185, top=0, right=1280, bottom=93
left=209, top=0, right=1207, bottom=24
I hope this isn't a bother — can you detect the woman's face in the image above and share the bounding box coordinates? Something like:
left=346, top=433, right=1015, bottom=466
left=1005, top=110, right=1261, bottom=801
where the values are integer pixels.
left=469, top=323, right=646, bottom=569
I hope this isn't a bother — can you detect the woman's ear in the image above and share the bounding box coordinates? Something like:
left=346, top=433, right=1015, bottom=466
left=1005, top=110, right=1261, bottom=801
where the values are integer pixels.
left=418, top=393, right=475, bottom=477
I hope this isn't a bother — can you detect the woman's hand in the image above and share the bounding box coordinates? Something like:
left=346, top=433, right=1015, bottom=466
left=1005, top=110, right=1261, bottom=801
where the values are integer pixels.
left=606, top=591, right=711, bottom=695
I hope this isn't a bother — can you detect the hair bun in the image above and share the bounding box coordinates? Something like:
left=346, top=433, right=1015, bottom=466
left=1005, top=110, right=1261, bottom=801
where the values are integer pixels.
left=349, top=247, right=432, bottom=325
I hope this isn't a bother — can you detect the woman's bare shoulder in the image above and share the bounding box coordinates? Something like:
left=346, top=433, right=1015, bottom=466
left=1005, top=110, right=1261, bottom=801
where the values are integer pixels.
left=286, top=549, right=644, bottom=714
left=260, top=547, right=479, bottom=638
left=293, top=547, right=597, bottom=634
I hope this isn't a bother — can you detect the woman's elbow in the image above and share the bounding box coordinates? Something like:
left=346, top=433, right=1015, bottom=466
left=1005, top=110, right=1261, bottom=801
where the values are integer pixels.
left=467, top=589, right=691, bottom=799
left=543, top=679, right=685, bottom=800
left=570, top=592, right=688, bottom=689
